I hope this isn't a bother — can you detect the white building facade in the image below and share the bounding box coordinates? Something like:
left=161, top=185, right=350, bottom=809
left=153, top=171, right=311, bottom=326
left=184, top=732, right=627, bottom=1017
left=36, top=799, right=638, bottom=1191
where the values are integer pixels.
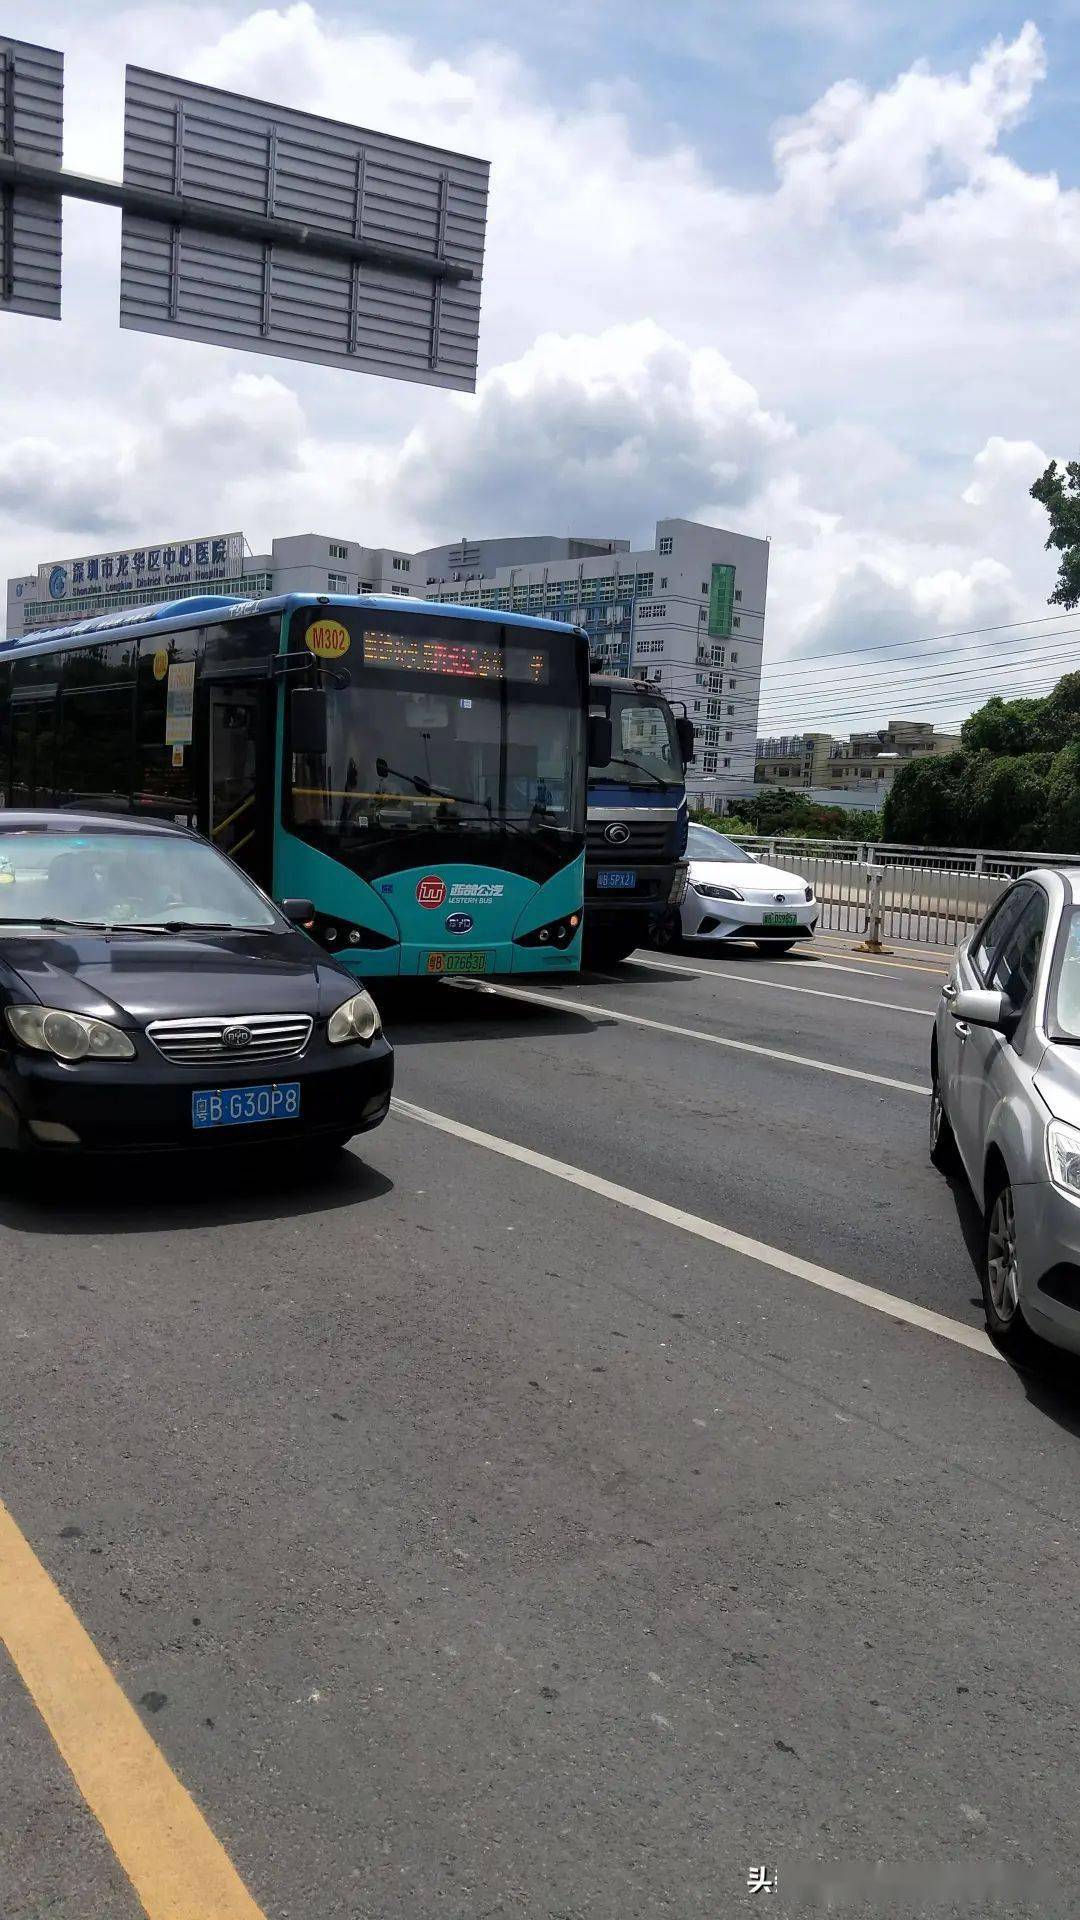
left=416, top=517, right=769, bottom=805
left=7, top=516, right=768, bottom=804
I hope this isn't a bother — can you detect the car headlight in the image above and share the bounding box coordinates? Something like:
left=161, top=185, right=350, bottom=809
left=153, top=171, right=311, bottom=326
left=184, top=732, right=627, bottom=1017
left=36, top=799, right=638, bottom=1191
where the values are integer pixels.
left=694, top=883, right=744, bottom=901
left=5, top=1004, right=135, bottom=1062
left=327, top=990, right=381, bottom=1045
left=1046, top=1119, right=1080, bottom=1196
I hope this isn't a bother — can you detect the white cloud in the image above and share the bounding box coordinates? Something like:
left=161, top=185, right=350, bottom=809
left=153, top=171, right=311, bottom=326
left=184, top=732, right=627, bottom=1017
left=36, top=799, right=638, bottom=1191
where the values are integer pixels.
left=772, top=21, right=1046, bottom=220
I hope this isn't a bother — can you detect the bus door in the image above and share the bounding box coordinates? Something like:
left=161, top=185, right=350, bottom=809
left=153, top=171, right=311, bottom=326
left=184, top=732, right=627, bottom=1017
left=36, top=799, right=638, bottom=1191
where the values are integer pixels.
left=204, top=684, right=274, bottom=891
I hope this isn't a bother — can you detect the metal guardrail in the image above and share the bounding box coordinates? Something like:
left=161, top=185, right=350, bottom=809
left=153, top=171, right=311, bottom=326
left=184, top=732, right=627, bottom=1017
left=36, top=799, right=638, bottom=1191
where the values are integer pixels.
left=729, top=837, right=1080, bottom=949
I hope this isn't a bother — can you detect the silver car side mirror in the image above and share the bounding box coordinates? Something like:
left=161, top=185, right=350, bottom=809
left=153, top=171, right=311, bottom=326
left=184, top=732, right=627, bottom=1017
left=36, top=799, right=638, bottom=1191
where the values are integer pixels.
left=951, top=988, right=1019, bottom=1036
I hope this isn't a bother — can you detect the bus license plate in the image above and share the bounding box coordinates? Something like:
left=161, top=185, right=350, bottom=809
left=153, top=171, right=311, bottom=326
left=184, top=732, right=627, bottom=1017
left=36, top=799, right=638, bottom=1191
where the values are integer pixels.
left=762, top=912, right=798, bottom=926
left=426, top=951, right=489, bottom=975
left=192, top=1083, right=301, bottom=1129
left=597, top=869, right=636, bottom=889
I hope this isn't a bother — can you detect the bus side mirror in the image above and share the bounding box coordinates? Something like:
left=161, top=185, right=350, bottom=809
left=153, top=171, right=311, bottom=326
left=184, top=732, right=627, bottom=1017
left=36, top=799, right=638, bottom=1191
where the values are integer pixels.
left=676, top=717, right=696, bottom=765
left=290, top=688, right=327, bottom=756
left=588, top=714, right=612, bottom=766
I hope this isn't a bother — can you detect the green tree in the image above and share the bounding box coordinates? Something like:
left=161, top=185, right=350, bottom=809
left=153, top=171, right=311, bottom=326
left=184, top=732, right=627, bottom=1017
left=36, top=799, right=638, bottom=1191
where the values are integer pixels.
left=1027, top=671, right=1080, bottom=751
left=960, top=694, right=1042, bottom=755
left=1044, top=743, right=1080, bottom=851
left=966, top=751, right=1051, bottom=848
left=882, top=752, right=970, bottom=845
left=1032, top=460, right=1080, bottom=609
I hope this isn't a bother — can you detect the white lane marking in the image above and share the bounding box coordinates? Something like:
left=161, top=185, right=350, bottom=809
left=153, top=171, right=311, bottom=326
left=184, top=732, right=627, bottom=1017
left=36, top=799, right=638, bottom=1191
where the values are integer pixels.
left=460, top=981, right=928, bottom=1096
left=622, top=956, right=932, bottom=1019
left=392, top=1099, right=998, bottom=1361
left=652, top=953, right=897, bottom=982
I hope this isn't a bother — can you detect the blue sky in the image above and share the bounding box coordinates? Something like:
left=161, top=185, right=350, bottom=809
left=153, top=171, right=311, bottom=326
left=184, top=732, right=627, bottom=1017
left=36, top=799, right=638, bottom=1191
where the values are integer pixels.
left=1, top=1, right=1078, bottom=726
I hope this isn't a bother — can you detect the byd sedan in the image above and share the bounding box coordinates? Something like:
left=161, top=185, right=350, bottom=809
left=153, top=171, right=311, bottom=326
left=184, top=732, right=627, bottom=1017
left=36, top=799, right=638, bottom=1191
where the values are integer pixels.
left=0, top=813, right=393, bottom=1155
left=657, top=823, right=818, bottom=953
left=931, top=866, right=1080, bottom=1358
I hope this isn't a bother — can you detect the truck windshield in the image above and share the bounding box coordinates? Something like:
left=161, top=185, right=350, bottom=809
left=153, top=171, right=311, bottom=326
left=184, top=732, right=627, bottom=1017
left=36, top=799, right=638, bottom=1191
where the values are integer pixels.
left=590, top=689, right=683, bottom=790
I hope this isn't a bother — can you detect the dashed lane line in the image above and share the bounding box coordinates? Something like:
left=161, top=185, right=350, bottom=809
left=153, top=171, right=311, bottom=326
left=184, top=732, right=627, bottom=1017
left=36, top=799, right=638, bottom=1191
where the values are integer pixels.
left=621, top=956, right=933, bottom=1017
left=392, top=1099, right=998, bottom=1360
left=460, top=980, right=928, bottom=1096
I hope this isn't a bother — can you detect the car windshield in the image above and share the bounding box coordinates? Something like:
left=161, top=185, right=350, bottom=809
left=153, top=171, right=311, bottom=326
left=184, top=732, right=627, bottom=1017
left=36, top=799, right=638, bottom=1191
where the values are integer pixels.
left=1052, top=908, right=1080, bottom=1039
left=686, top=824, right=755, bottom=863
left=0, top=830, right=277, bottom=930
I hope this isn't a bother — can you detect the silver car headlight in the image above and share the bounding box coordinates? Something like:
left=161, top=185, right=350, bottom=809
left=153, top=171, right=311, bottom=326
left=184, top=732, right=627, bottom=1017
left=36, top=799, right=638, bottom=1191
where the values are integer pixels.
left=5, top=1004, right=136, bottom=1062
left=327, top=989, right=381, bottom=1045
left=1046, top=1119, right=1080, bottom=1196
left=694, top=883, right=744, bottom=901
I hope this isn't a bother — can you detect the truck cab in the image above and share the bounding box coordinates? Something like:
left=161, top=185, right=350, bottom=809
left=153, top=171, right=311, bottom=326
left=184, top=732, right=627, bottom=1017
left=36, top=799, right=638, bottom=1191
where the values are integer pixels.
left=584, top=676, right=694, bottom=967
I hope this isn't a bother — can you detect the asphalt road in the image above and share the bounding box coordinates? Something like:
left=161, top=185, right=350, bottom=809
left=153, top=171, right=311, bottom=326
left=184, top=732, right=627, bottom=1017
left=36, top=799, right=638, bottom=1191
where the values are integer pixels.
left=4, top=931, right=1080, bottom=1918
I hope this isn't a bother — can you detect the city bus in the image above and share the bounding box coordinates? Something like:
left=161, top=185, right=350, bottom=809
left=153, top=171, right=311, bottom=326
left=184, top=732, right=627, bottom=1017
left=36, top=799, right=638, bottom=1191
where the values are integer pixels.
left=0, top=593, right=599, bottom=979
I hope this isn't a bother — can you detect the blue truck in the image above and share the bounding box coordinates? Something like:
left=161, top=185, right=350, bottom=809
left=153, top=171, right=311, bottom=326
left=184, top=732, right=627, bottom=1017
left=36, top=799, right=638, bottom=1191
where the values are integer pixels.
left=583, top=675, right=694, bottom=967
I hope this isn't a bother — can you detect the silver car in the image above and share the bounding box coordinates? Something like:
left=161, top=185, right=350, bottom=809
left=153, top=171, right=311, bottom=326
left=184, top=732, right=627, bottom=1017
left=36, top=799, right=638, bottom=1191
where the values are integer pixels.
left=931, top=866, right=1080, bottom=1358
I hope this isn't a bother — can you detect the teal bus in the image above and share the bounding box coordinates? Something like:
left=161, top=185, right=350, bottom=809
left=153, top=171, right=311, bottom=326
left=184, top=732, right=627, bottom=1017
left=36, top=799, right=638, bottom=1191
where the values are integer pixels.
left=0, top=593, right=597, bottom=979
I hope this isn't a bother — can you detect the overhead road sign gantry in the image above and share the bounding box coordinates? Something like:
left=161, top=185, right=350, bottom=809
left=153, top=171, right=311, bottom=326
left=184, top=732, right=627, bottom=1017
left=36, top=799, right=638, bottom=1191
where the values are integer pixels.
left=0, top=36, right=63, bottom=319
left=0, top=53, right=488, bottom=391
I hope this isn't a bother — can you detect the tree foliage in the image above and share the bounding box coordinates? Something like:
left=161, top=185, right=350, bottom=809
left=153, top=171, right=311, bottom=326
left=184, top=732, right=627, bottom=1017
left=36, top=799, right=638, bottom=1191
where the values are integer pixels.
left=884, top=673, right=1080, bottom=849
left=1031, top=460, right=1080, bottom=610
left=696, top=789, right=883, bottom=842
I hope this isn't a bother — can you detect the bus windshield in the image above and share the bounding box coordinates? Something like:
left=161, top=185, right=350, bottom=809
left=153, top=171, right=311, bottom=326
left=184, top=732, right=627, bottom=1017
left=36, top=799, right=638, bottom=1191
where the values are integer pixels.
left=288, top=611, right=585, bottom=860
left=589, top=688, right=683, bottom=791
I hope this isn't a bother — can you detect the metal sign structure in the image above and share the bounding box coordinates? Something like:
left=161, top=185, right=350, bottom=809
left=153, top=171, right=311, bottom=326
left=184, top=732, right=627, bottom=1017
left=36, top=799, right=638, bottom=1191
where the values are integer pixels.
left=120, top=69, right=488, bottom=389
left=0, top=37, right=63, bottom=318
left=0, top=49, right=488, bottom=391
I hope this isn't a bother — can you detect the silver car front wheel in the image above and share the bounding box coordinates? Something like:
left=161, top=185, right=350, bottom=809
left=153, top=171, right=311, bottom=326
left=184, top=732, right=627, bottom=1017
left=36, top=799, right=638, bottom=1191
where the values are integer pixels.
left=986, top=1185, right=1019, bottom=1321
left=981, top=1174, right=1037, bottom=1358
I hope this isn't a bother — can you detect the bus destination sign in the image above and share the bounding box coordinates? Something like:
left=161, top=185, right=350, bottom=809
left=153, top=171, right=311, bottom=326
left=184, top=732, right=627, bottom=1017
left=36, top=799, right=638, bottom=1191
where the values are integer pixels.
left=361, top=630, right=548, bottom=684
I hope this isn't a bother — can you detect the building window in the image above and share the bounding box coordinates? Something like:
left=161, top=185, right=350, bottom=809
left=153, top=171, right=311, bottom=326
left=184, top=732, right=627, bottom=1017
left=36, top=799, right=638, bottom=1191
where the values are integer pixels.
left=729, top=677, right=736, bottom=690
left=392, top=556, right=410, bottom=572
left=327, top=571, right=348, bottom=591
left=699, top=607, right=707, bottom=623
left=727, top=703, right=734, bottom=716
left=701, top=581, right=708, bottom=594
left=733, top=616, right=741, bottom=629
left=658, top=536, right=673, bottom=556
left=730, top=651, right=738, bottom=663
left=659, top=576, right=668, bottom=590
left=712, top=645, right=723, bottom=662
left=725, top=730, right=733, bottom=743
left=391, top=584, right=410, bottom=595
left=328, top=542, right=349, bottom=560
left=702, top=750, right=717, bottom=773
left=734, top=588, right=742, bottom=603
left=723, top=756, right=730, bottom=768
left=638, top=603, right=667, bottom=620
left=692, top=700, right=701, bottom=712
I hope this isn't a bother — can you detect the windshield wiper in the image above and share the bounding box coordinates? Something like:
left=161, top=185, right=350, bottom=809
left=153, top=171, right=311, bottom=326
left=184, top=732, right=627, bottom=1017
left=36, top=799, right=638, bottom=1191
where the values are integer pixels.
left=592, top=757, right=671, bottom=790
left=375, top=756, right=492, bottom=817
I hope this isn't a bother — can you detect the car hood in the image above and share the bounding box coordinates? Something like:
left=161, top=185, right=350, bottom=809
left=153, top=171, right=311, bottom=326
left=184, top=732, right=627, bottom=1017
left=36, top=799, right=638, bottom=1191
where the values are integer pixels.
left=1033, top=1043, right=1080, bottom=1125
left=0, top=927, right=356, bottom=1028
left=688, top=859, right=809, bottom=900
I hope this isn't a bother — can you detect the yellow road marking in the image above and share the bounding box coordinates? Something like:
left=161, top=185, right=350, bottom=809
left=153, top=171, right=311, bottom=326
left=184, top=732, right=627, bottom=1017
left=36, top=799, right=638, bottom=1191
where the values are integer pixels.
left=0, top=1497, right=267, bottom=1920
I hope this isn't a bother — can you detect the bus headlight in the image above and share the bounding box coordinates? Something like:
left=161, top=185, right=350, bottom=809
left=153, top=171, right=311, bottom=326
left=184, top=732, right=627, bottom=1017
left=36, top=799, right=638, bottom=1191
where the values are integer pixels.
left=327, top=990, right=381, bottom=1045
left=515, top=913, right=581, bottom=949
left=6, top=1005, right=136, bottom=1062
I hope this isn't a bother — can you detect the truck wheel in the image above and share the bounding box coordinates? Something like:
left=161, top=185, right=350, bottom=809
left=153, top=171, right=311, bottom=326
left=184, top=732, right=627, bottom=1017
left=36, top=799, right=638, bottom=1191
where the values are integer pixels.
left=584, top=930, right=641, bottom=967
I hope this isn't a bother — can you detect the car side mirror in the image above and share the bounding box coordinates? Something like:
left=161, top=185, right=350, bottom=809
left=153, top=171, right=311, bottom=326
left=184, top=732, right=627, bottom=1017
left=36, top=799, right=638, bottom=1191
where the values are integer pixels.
left=951, top=987, right=1019, bottom=1036
left=290, top=687, right=327, bottom=756
left=676, top=716, right=696, bottom=765
left=588, top=713, right=613, bottom=766
left=281, top=898, right=315, bottom=926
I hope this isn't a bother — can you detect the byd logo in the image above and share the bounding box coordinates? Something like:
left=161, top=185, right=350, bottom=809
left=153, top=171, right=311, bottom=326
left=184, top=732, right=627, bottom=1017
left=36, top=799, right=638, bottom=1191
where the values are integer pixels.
left=416, top=875, right=447, bottom=908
